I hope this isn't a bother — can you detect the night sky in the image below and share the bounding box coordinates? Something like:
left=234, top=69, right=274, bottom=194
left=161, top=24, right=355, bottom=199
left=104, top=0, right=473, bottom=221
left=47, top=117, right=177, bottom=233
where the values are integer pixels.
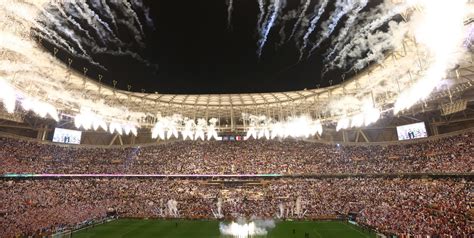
left=43, top=0, right=383, bottom=94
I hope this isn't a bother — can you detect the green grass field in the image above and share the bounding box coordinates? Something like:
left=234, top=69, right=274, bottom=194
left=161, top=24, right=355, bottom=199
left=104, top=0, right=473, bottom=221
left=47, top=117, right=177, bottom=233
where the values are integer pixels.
left=73, top=219, right=376, bottom=238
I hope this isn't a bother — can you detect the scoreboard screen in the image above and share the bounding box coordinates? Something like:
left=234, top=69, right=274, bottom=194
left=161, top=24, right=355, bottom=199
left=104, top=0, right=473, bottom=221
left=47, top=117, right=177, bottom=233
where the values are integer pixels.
left=52, top=128, right=82, bottom=144
left=396, top=122, right=428, bottom=141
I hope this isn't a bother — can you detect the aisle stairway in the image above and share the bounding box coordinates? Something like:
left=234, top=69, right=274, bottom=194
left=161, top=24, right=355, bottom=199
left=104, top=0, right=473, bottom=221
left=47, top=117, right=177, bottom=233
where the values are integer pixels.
left=468, top=181, right=474, bottom=231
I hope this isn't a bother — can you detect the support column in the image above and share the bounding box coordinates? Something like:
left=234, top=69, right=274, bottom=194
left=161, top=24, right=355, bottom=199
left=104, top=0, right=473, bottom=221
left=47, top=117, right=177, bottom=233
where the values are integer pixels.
left=431, top=124, right=439, bottom=136
left=342, top=130, right=348, bottom=143
left=230, top=107, right=235, bottom=132
left=109, top=134, right=118, bottom=146
left=36, top=125, right=48, bottom=141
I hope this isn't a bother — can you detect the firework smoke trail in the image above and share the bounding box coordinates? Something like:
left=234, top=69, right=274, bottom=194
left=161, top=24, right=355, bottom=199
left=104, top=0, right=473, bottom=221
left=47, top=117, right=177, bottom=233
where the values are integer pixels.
left=53, top=2, right=95, bottom=43
left=131, top=0, right=155, bottom=30
left=123, top=0, right=145, bottom=35
left=100, top=0, right=118, bottom=30
left=42, top=10, right=89, bottom=55
left=276, top=9, right=298, bottom=48
left=257, top=0, right=283, bottom=58
left=40, top=0, right=154, bottom=69
left=227, top=0, right=234, bottom=30
left=80, top=0, right=115, bottom=36
left=325, top=0, right=368, bottom=61
left=92, top=48, right=159, bottom=70
left=298, top=0, right=329, bottom=61
left=69, top=1, right=106, bottom=45
left=331, top=3, right=412, bottom=69
left=309, top=0, right=356, bottom=56
left=277, top=25, right=286, bottom=48
left=257, top=0, right=266, bottom=32
left=289, top=0, right=311, bottom=40
left=350, top=21, right=408, bottom=71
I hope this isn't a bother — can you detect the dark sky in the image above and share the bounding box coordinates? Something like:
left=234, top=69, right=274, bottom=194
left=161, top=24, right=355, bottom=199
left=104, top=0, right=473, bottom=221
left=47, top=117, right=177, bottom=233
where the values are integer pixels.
left=42, top=0, right=383, bottom=94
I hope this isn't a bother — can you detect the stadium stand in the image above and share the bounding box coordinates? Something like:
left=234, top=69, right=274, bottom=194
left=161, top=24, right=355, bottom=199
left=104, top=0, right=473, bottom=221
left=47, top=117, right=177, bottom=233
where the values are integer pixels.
left=0, top=131, right=473, bottom=237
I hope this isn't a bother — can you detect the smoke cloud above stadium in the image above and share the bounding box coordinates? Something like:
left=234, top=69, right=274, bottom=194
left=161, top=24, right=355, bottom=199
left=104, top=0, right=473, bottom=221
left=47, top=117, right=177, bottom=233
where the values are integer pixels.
left=0, top=0, right=471, bottom=137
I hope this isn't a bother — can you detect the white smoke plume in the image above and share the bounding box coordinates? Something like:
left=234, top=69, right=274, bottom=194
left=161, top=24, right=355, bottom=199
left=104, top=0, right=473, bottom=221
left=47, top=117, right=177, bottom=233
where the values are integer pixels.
left=219, top=218, right=276, bottom=237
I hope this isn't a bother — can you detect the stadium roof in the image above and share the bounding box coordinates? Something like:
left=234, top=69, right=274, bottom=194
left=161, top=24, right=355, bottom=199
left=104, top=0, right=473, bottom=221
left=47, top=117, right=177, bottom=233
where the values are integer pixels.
left=27, top=35, right=474, bottom=122
left=1, top=0, right=474, bottom=129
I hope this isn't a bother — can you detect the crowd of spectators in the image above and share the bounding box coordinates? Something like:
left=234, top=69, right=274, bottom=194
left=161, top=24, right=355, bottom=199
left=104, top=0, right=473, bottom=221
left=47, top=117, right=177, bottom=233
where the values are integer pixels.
left=0, top=131, right=472, bottom=175
left=0, top=178, right=471, bottom=237
left=0, top=132, right=472, bottom=237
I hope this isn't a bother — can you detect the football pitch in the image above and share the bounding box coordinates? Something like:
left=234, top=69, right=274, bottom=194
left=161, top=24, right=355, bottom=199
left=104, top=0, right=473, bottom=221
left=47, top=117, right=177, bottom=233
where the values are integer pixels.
left=73, top=219, right=376, bottom=238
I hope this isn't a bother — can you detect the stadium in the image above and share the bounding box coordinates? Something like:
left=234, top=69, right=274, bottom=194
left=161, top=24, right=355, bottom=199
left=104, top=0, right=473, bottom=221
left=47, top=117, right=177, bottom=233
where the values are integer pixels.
left=0, top=0, right=473, bottom=237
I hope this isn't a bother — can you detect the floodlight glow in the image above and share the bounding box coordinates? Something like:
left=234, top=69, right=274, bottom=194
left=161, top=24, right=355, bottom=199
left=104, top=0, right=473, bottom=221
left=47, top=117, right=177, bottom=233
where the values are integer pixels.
left=151, top=121, right=166, bottom=140
left=195, top=118, right=207, bottom=140
left=21, top=97, right=59, bottom=121
left=336, top=117, right=349, bottom=131
left=351, top=113, right=364, bottom=128
left=122, top=123, right=139, bottom=136
left=109, top=122, right=123, bottom=135
left=244, top=127, right=257, bottom=140
left=207, top=118, right=221, bottom=140
left=364, top=107, right=380, bottom=126
left=0, top=79, right=16, bottom=113
left=181, top=118, right=196, bottom=140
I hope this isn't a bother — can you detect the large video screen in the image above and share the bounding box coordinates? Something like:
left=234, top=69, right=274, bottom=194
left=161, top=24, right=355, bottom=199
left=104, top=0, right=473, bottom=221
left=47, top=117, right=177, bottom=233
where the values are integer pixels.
left=396, top=122, right=428, bottom=141
left=52, top=128, right=82, bottom=144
